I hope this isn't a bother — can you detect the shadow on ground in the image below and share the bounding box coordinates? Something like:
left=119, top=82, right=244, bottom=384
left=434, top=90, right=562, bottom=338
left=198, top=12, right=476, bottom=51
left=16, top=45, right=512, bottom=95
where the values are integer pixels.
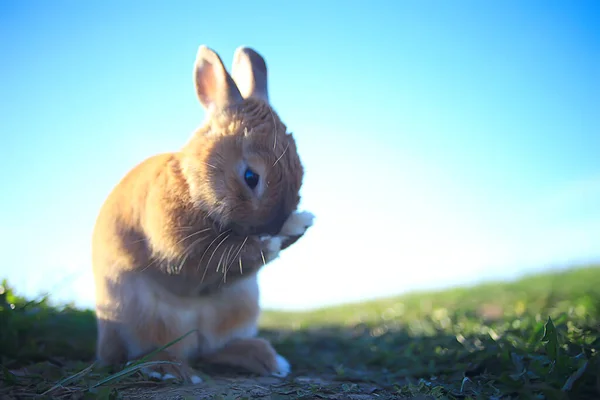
left=109, top=324, right=467, bottom=400
left=2, top=317, right=470, bottom=399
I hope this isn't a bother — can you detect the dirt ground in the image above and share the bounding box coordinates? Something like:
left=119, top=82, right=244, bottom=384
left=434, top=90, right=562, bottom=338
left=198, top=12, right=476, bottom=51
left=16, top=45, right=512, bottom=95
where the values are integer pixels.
left=120, top=374, right=418, bottom=399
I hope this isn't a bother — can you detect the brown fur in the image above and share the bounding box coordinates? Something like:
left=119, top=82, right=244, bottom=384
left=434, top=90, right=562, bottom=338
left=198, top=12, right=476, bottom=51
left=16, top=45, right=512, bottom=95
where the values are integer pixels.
left=91, top=45, right=309, bottom=382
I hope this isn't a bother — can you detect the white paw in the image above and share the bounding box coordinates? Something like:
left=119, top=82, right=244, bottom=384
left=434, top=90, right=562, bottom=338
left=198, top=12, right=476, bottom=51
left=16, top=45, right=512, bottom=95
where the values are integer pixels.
left=271, top=354, right=291, bottom=378
left=280, top=211, right=315, bottom=237
left=142, top=370, right=202, bottom=384
left=266, top=236, right=282, bottom=254
left=258, top=235, right=283, bottom=264
left=139, top=368, right=175, bottom=382
left=161, top=373, right=177, bottom=381
left=259, top=236, right=283, bottom=264
left=147, top=370, right=163, bottom=380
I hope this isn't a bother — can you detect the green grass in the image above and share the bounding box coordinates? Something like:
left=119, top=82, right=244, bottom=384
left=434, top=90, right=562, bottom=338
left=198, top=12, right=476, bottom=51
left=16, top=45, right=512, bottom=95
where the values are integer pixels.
left=1, top=265, right=600, bottom=399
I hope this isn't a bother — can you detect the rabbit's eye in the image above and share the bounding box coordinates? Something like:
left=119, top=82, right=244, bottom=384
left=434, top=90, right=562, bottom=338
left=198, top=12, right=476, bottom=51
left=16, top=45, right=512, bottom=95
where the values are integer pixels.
left=244, top=168, right=260, bottom=189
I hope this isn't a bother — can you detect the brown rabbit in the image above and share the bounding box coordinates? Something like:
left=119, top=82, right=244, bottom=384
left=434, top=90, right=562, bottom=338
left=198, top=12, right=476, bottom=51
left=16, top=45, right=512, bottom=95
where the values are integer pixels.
left=91, top=44, right=314, bottom=384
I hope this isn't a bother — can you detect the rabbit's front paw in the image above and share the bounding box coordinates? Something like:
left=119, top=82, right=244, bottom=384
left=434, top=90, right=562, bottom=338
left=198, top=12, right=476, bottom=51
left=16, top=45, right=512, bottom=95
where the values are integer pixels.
left=201, top=337, right=291, bottom=378
left=127, top=357, right=203, bottom=385
left=272, top=353, right=291, bottom=377
left=280, top=211, right=314, bottom=237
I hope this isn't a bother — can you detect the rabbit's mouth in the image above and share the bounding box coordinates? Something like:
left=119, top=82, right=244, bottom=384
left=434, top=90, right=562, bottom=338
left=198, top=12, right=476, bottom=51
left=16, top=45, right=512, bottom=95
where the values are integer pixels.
left=250, top=217, right=288, bottom=237
left=228, top=212, right=290, bottom=238
left=229, top=223, right=282, bottom=238
left=243, top=207, right=291, bottom=237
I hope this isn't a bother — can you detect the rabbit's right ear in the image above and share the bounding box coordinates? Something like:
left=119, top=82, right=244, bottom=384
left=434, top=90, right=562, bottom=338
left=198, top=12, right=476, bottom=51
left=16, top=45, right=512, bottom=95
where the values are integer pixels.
left=194, top=45, right=244, bottom=111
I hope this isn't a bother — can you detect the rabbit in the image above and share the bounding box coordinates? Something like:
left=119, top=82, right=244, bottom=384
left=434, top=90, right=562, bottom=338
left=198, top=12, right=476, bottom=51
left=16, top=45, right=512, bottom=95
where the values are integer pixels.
left=91, top=44, right=314, bottom=384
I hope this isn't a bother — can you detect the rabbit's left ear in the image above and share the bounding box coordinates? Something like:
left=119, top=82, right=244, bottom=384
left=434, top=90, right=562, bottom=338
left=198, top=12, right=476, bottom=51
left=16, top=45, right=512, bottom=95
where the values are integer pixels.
left=231, top=46, right=269, bottom=103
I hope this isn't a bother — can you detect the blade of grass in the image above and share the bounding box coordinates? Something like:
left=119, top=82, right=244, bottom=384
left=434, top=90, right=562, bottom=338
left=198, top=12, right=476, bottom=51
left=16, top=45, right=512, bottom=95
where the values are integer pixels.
left=90, top=329, right=199, bottom=389
left=90, top=360, right=180, bottom=389
left=1, top=365, right=17, bottom=386
left=126, top=328, right=198, bottom=368
left=42, top=361, right=97, bottom=395
left=562, top=359, right=588, bottom=391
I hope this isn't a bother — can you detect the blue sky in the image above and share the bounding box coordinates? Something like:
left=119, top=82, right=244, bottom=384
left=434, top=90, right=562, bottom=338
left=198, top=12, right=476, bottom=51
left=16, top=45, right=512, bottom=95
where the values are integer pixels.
left=1, top=1, right=599, bottom=310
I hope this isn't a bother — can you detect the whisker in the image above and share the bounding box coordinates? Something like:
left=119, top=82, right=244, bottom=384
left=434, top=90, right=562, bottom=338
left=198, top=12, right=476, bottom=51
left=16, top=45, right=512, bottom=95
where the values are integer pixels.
left=172, top=225, right=195, bottom=232
left=239, top=257, right=243, bottom=275
left=205, top=208, right=218, bottom=221
left=177, top=233, right=211, bottom=270
left=126, top=238, right=147, bottom=245
left=207, top=234, right=230, bottom=272
left=197, top=230, right=230, bottom=266
left=141, top=257, right=160, bottom=272
left=269, top=108, right=277, bottom=150
left=216, top=246, right=228, bottom=273
left=181, top=234, right=211, bottom=257
left=261, top=250, right=266, bottom=266
left=223, top=236, right=248, bottom=278
left=224, top=245, right=235, bottom=269
left=176, top=228, right=212, bottom=245
left=205, top=202, right=224, bottom=222
left=126, top=226, right=197, bottom=246
left=272, top=141, right=290, bottom=167
left=177, top=255, right=187, bottom=273
left=221, top=244, right=235, bottom=277
left=198, top=229, right=231, bottom=275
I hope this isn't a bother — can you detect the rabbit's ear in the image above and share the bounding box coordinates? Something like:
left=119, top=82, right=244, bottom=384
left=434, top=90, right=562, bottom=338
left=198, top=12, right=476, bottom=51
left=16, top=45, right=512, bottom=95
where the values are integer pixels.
left=194, top=45, right=244, bottom=111
left=231, top=46, right=269, bottom=103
